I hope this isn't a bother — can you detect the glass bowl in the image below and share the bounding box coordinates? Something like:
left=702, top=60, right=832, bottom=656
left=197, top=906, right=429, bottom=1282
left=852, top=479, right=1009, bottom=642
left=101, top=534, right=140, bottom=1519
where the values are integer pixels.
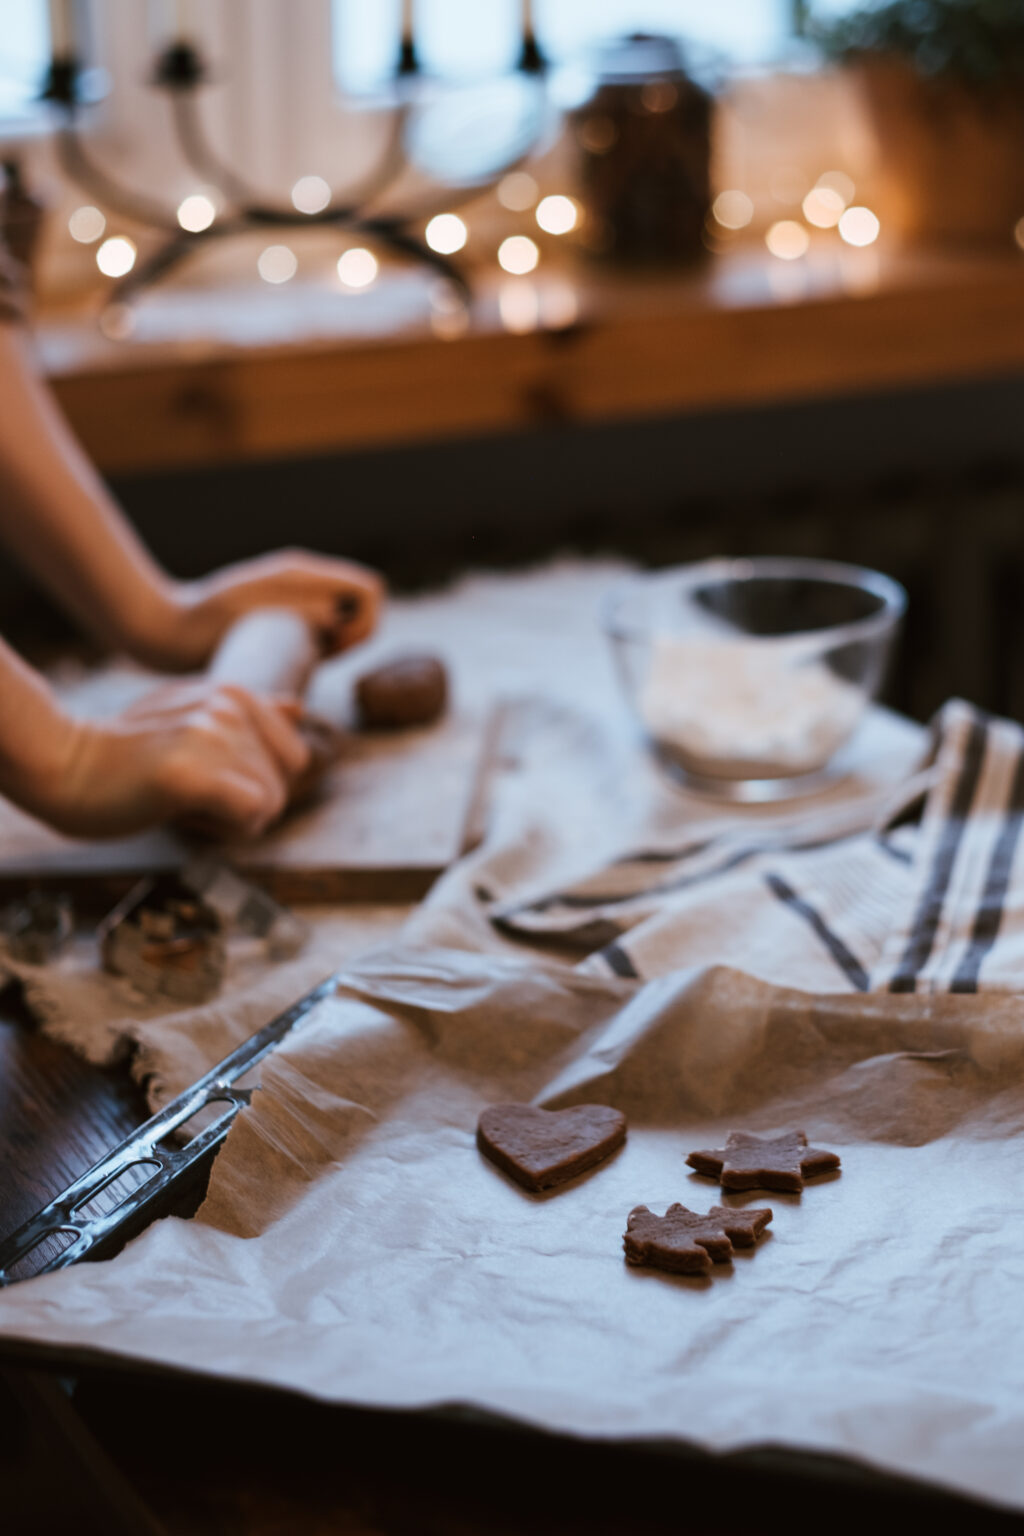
left=602, top=557, right=907, bottom=800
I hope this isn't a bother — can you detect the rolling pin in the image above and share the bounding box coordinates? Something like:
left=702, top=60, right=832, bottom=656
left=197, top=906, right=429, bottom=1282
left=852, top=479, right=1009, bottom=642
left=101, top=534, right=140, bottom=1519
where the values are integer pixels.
left=208, top=607, right=323, bottom=697
left=207, top=607, right=343, bottom=804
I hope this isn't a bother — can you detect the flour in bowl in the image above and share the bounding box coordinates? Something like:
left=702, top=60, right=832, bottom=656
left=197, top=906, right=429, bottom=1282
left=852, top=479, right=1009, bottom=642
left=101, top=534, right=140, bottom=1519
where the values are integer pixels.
left=639, top=633, right=866, bottom=780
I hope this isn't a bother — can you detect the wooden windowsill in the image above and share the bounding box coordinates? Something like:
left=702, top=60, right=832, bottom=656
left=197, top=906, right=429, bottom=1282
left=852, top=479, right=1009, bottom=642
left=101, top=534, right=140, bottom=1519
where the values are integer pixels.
left=34, top=242, right=1024, bottom=475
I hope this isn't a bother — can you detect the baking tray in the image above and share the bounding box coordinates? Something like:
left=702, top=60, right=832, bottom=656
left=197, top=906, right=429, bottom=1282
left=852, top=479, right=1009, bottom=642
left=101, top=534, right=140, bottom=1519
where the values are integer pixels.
left=0, top=973, right=339, bottom=1285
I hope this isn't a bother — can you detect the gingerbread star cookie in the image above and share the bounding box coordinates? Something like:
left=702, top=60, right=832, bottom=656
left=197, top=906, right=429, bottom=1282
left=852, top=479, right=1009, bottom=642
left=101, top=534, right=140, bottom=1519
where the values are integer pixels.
left=623, top=1203, right=772, bottom=1275
left=686, top=1129, right=840, bottom=1194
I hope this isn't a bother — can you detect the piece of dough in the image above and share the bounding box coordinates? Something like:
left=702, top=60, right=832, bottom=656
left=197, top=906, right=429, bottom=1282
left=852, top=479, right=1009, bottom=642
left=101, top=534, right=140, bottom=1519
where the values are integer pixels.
left=354, top=654, right=448, bottom=729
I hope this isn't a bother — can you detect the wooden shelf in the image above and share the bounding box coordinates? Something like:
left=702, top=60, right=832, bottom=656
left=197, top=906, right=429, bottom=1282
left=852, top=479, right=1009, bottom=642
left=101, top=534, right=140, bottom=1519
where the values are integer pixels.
left=34, top=243, right=1024, bottom=475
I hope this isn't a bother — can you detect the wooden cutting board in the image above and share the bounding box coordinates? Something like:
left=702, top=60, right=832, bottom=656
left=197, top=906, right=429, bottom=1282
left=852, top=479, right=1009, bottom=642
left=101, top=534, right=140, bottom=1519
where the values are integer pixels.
left=0, top=706, right=501, bottom=906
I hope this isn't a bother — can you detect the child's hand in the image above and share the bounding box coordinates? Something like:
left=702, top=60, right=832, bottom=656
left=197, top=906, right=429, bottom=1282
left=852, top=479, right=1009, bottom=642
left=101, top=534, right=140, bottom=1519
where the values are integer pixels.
left=36, top=681, right=313, bottom=840
left=138, top=550, right=385, bottom=671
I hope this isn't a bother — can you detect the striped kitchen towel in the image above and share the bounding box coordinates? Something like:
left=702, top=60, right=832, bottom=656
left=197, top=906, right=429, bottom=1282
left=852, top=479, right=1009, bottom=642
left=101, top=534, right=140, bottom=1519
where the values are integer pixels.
left=874, top=700, right=1024, bottom=994
left=486, top=701, right=1024, bottom=995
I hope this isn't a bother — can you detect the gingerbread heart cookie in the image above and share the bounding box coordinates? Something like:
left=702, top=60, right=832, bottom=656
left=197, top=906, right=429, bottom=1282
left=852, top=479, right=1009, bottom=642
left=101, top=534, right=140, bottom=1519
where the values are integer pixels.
left=477, top=1103, right=627, bottom=1192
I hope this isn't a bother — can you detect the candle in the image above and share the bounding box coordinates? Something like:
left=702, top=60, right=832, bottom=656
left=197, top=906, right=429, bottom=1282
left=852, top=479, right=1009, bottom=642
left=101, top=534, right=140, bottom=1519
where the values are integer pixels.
left=401, top=0, right=415, bottom=45
left=48, top=0, right=74, bottom=57
left=518, top=0, right=543, bottom=72
left=154, top=0, right=194, bottom=40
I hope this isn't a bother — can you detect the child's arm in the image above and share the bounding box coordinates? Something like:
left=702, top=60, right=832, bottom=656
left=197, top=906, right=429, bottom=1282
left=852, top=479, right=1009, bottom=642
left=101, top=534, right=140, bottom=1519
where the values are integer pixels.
left=0, top=323, right=383, bottom=669
left=0, top=632, right=310, bottom=838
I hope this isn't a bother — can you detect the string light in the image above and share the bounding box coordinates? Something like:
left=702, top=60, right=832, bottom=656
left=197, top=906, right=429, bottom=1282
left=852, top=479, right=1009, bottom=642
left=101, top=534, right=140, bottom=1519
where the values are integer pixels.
left=425, top=213, right=468, bottom=255
left=839, top=248, right=881, bottom=296
left=802, top=186, right=844, bottom=229
left=765, top=220, right=809, bottom=260
left=257, top=244, right=297, bottom=283
left=44, top=18, right=508, bottom=315
left=540, top=278, right=579, bottom=331
left=838, top=207, right=880, bottom=247
left=497, top=172, right=538, bottom=212
left=535, top=195, right=578, bottom=236
left=816, top=169, right=856, bottom=206
left=291, top=175, right=331, bottom=214
left=96, top=236, right=137, bottom=277
left=68, top=205, right=106, bottom=243
left=712, top=190, right=754, bottom=230
left=177, top=193, right=216, bottom=232
left=640, top=80, right=677, bottom=114
left=498, top=279, right=539, bottom=333
left=577, top=115, right=617, bottom=154
left=498, top=235, right=539, bottom=275
left=430, top=280, right=470, bottom=338
left=337, top=247, right=378, bottom=288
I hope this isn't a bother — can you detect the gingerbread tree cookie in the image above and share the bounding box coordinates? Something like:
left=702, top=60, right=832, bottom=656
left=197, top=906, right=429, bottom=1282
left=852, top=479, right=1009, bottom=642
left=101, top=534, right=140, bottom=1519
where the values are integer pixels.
left=624, top=1203, right=772, bottom=1275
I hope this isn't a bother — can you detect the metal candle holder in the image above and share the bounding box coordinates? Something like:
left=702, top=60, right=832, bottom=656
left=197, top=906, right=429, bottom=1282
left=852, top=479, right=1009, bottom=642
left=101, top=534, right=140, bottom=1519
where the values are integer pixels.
left=41, top=6, right=550, bottom=320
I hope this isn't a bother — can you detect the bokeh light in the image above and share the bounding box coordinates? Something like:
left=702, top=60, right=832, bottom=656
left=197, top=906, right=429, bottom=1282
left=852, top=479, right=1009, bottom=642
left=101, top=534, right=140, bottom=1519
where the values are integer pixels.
left=425, top=213, right=468, bottom=255
left=258, top=244, right=298, bottom=284
left=536, top=195, right=578, bottom=236
left=177, top=193, right=216, bottom=233
left=838, top=206, right=881, bottom=247
left=96, top=236, right=137, bottom=278
left=765, top=220, right=809, bottom=260
left=430, top=280, right=470, bottom=339
left=498, top=235, right=539, bottom=275
left=802, top=186, right=845, bottom=229
left=497, top=172, right=538, bottom=212
left=640, top=80, right=677, bottom=114
left=540, top=279, right=579, bottom=331
left=712, top=190, right=754, bottom=230
left=68, top=205, right=105, bottom=244
left=337, top=247, right=378, bottom=288
left=817, top=169, right=856, bottom=207
left=291, top=175, right=331, bottom=214
left=577, top=114, right=617, bottom=154
left=498, top=279, right=540, bottom=333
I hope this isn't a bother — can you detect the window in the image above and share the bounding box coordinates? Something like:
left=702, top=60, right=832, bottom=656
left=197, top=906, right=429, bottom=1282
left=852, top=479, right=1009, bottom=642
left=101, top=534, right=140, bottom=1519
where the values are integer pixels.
left=0, top=0, right=49, bottom=128
left=331, top=1, right=868, bottom=94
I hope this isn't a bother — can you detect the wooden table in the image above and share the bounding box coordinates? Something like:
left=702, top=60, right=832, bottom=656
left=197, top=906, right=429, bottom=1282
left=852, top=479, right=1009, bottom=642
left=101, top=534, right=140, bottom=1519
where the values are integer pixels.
left=8, top=241, right=1024, bottom=1526
left=36, top=244, right=1024, bottom=477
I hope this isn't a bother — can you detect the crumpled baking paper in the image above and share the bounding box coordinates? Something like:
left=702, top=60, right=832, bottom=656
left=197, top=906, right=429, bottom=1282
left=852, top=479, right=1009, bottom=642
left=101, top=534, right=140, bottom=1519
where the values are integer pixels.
left=3, top=946, right=1024, bottom=1514
left=3, top=562, right=1020, bottom=1514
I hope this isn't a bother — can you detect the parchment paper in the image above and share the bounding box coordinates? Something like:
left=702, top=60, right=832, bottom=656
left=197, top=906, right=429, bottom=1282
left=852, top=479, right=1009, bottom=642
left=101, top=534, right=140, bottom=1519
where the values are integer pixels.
left=5, top=563, right=1021, bottom=1514
left=3, top=953, right=1024, bottom=1515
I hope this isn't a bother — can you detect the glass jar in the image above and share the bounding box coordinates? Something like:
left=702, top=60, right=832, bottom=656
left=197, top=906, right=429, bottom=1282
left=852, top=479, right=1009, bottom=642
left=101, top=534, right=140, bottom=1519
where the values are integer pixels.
left=568, top=33, right=712, bottom=267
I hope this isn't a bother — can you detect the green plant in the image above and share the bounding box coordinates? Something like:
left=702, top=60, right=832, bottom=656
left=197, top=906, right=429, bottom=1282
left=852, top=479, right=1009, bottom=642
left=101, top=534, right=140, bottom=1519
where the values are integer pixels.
left=811, top=0, right=1024, bottom=87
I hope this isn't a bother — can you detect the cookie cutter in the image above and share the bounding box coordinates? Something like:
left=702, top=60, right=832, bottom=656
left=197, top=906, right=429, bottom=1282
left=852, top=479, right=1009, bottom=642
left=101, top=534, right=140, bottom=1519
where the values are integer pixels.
left=183, top=859, right=307, bottom=961
left=0, top=890, right=74, bottom=966
left=96, top=863, right=307, bottom=1006
left=97, top=873, right=226, bottom=1006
